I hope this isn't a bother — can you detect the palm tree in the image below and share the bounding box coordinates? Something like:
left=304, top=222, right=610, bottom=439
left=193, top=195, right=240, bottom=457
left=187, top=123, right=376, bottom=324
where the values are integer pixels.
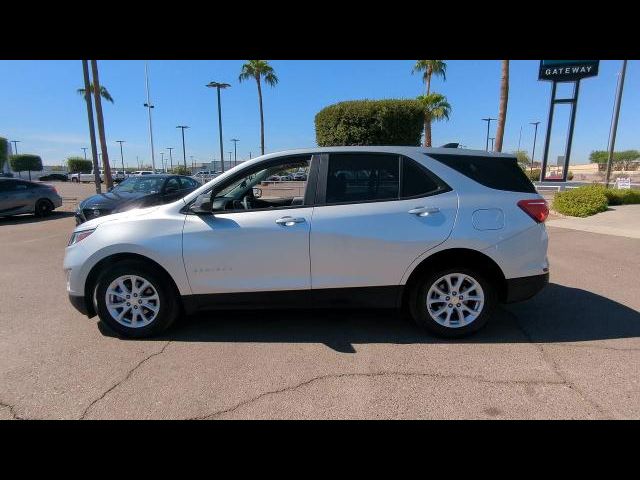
left=77, top=83, right=114, bottom=103
left=494, top=60, right=509, bottom=152
left=412, top=60, right=447, bottom=146
left=412, top=60, right=447, bottom=95
left=417, top=93, right=451, bottom=147
left=238, top=60, right=278, bottom=155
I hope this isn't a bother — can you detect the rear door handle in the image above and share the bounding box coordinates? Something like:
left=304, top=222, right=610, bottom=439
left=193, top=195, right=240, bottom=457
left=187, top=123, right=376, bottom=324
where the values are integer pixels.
left=408, top=206, right=440, bottom=216
left=275, top=216, right=306, bottom=226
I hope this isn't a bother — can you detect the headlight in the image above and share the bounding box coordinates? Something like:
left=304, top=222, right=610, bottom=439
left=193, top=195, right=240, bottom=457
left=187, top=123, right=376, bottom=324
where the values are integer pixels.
left=68, top=228, right=96, bottom=246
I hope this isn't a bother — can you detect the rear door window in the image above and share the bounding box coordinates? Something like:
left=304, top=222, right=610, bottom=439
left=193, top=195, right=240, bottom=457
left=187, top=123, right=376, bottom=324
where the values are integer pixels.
left=326, top=153, right=399, bottom=204
left=401, top=158, right=450, bottom=198
left=427, top=153, right=537, bottom=194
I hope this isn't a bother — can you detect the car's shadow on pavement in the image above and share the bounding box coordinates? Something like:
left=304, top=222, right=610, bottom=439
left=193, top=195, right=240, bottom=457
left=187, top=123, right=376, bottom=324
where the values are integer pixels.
left=98, top=283, right=640, bottom=352
left=0, top=211, right=74, bottom=226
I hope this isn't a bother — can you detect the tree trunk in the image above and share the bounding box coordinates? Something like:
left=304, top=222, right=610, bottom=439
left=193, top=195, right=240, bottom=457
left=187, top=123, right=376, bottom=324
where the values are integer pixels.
left=426, top=70, right=432, bottom=95
left=425, top=118, right=433, bottom=147
left=257, top=76, right=265, bottom=155
left=82, top=60, right=101, bottom=194
left=495, top=60, right=509, bottom=152
left=91, top=60, right=113, bottom=189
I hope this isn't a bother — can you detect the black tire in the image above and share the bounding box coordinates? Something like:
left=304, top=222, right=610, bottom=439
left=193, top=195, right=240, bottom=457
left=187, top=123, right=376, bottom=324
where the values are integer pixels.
left=94, top=260, right=180, bottom=338
left=34, top=199, right=54, bottom=217
left=71, top=177, right=78, bottom=183
left=408, top=267, right=496, bottom=338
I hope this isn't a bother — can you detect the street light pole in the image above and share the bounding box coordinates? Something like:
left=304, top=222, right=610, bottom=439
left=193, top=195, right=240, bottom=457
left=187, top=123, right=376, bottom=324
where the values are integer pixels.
left=161, top=152, right=165, bottom=172
left=116, top=140, right=125, bottom=175
left=489, top=137, right=495, bottom=151
left=206, top=81, right=231, bottom=174
left=482, top=118, right=496, bottom=151
left=530, top=121, right=541, bottom=173
left=231, top=138, right=239, bottom=167
left=11, top=140, right=20, bottom=155
left=605, top=60, right=628, bottom=188
left=144, top=61, right=156, bottom=172
left=176, top=125, right=189, bottom=170
left=517, top=125, right=523, bottom=151
left=167, top=147, right=174, bottom=172
left=81, top=147, right=88, bottom=160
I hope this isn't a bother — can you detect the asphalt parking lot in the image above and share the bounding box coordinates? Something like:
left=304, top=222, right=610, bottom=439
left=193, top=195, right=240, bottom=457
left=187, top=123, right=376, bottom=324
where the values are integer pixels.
left=1, top=189, right=639, bottom=419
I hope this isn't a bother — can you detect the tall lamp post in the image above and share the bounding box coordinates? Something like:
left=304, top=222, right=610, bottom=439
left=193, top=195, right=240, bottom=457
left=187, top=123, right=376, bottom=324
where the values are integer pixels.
left=206, top=81, right=231, bottom=174
left=530, top=121, right=541, bottom=173
left=143, top=62, right=156, bottom=172
left=167, top=147, right=174, bottom=172
left=11, top=140, right=20, bottom=155
left=176, top=125, right=189, bottom=170
left=160, top=152, right=165, bottom=172
left=489, top=137, right=495, bottom=151
left=482, top=117, right=496, bottom=151
left=231, top=138, right=239, bottom=167
left=116, top=140, right=126, bottom=174
left=81, top=147, right=88, bottom=160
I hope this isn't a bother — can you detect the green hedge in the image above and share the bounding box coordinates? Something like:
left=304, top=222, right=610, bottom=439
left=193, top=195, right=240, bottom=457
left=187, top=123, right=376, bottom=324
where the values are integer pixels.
left=67, top=156, right=93, bottom=173
left=0, top=137, right=8, bottom=170
left=525, top=169, right=541, bottom=182
left=580, top=184, right=640, bottom=206
left=315, top=99, right=424, bottom=146
left=552, top=186, right=609, bottom=217
left=170, top=165, right=190, bottom=176
left=9, top=154, right=43, bottom=173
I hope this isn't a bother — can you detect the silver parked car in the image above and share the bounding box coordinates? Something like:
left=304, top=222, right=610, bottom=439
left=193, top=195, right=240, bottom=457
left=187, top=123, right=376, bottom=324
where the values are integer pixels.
left=0, top=178, right=63, bottom=217
left=64, top=146, right=549, bottom=339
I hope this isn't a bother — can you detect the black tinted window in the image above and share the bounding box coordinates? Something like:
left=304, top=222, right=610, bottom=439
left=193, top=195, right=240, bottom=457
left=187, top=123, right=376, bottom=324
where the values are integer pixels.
left=180, top=177, right=198, bottom=189
left=326, top=154, right=399, bottom=204
left=427, top=153, right=536, bottom=194
left=401, top=158, right=446, bottom=197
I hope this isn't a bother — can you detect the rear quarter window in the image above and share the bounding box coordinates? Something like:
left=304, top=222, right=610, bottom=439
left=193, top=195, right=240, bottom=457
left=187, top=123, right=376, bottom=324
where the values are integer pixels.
left=427, top=153, right=537, bottom=194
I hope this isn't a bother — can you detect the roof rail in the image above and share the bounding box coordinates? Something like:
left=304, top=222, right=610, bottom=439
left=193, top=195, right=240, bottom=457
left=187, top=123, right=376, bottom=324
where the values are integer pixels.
left=440, top=143, right=459, bottom=148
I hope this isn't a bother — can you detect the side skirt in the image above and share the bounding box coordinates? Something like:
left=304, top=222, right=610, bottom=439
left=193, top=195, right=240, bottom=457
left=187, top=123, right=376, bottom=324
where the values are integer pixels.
left=182, top=286, right=404, bottom=314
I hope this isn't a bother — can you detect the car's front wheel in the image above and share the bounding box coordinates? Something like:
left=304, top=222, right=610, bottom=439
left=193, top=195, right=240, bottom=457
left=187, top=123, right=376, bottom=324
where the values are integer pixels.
left=409, top=267, right=496, bottom=338
left=94, top=261, right=180, bottom=338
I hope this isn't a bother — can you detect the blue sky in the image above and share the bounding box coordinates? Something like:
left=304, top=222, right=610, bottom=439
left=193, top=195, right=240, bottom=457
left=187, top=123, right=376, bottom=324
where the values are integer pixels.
left=0, top=60, right=637, bottom=167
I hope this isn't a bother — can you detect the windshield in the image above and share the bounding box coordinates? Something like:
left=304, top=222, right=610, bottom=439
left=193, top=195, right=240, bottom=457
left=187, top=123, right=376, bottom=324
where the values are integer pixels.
left=114, top=176, right=164, bottom=194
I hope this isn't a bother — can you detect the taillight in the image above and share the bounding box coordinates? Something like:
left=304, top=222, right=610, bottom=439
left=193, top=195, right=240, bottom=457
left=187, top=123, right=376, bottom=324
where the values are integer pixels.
left=517, top=199, right=549, bottom=223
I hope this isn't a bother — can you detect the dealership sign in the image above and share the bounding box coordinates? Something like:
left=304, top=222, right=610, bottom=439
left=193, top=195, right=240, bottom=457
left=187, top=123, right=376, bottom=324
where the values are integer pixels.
left=539, top=60, right=599, bottom=82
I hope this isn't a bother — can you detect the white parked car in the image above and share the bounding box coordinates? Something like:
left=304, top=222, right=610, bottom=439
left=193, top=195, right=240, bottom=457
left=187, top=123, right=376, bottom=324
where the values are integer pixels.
left=70, top=169, right=104, bottom=183
left=64, top=147, right=549, bottom=338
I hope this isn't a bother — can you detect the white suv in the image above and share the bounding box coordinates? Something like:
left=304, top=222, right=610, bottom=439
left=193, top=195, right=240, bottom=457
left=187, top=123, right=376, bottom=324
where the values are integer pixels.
left=64, top=147, right=549, bottom=338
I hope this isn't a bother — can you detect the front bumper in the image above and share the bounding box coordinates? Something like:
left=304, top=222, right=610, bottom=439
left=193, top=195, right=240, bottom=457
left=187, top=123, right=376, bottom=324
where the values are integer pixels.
left=504, top=272, right=549, bottom=303
left=69, top=294, right=93, bottom=316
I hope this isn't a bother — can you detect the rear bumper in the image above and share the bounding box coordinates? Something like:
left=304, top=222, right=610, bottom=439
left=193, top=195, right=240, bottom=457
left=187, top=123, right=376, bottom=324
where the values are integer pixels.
left=504, top=272, right=549, bottom=303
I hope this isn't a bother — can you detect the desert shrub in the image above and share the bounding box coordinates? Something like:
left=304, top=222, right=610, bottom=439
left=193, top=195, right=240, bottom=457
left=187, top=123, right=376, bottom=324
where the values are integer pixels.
left=170, top=165, right=190, bottom=176
left=525, top=168, right=541, bottom=182
left=552, top=186, right=608, bottom=217
left=67, top=157, right=93, bottom=173
left=315, top=99, right=424, bottom=147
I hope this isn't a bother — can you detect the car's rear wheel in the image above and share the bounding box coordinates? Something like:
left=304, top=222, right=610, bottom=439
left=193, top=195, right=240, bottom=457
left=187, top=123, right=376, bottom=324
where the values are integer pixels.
left=94, top=261, right=180, bottom=338
left=34, top=199, right=54, bottom=217
left=409, top=267, right=496, bottom=337
left=71, top=177, right=78, bottom=183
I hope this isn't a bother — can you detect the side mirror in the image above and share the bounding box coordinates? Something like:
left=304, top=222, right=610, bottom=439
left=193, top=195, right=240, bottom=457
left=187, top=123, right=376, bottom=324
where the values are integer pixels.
left=252, top=187, right=262, bottom=198
left=189, top=193, right=212, bottom=214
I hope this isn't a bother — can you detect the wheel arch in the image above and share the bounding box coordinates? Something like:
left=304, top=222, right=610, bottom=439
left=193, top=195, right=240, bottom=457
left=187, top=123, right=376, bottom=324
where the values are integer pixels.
left=83, top=252, right=183, bottom=317
left=401, top=248, right=508, bottom=308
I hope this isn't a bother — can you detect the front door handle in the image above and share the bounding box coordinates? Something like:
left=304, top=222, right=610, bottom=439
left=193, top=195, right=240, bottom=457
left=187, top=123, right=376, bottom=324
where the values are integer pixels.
left=275, top=216, right=306, bottom=226
left=408, top=206, right=440, bottom=217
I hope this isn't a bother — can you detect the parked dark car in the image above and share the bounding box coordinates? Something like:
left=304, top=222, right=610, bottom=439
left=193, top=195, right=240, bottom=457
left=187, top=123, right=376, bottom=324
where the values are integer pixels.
left=75, top=174, right=199, bottom=225
left=39, top=173, right=69, bottom=182
left=0, top=178, right=63, bottom=217
left=0, top=172, right=14, bottom=178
